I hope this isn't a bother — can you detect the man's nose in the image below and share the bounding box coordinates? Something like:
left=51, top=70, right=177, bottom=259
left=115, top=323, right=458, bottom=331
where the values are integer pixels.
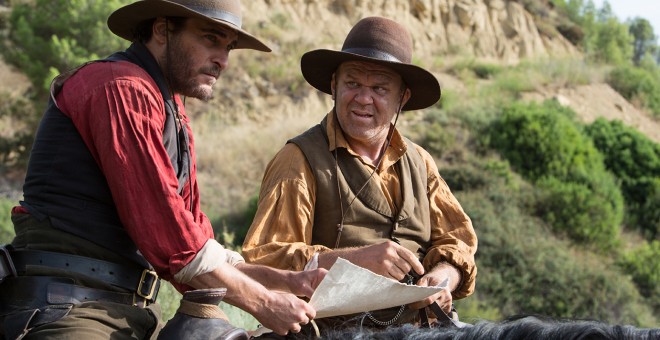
left=353, top=87, right=374, bottom=105
left=211, top=49, right=230, bottom=70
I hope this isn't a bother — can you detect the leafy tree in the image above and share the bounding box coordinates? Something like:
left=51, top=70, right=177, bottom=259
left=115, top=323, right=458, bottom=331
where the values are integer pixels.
left=556, top=0, right=634, bottom=65
left=591, top=17, right=633, bottom=64
left=0, top=0, right=131, bottom=166
left=1, top=0, right=131, bottom=100
left=628, top=17, right=658, bottom=66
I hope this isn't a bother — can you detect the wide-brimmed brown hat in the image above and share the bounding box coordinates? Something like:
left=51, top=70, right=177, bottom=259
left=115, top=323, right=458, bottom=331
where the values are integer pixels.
left=107, top=0, right=270, bottom=52
left=301, top=16, right=440, bottom=111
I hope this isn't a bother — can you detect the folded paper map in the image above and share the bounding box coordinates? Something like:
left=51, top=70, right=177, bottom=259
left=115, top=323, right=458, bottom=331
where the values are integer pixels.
left=308, top=258, right=447, bottom=318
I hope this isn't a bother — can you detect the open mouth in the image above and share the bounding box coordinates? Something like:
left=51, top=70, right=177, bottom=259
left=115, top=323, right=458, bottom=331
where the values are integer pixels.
left=351, top=107, right=373, bottom=116
left=352, top=110, right=374, bottom=121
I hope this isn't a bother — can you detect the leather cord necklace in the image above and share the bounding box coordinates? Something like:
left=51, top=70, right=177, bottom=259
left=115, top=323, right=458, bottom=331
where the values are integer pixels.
left=332, top=86, right=408, bottom=326
left=332, top=86, right=406, bottom=247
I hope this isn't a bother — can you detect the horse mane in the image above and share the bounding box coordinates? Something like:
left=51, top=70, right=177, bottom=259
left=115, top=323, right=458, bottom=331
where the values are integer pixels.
left=320, top=314, right=660, bottom=340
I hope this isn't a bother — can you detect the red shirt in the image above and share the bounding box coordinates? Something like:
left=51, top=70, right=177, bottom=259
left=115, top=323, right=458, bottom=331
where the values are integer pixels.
left=53, top=60, right=213, bottom=282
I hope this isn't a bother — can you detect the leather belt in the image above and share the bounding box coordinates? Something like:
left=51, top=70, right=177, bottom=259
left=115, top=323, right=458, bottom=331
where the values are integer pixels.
left=0, top=276, right=152, bottom=312
left=6, top=248, right=159, bottom=302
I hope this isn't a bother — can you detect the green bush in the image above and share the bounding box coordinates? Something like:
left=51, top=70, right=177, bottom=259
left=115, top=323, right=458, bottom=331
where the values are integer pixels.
left=457, top=177, right=655, bottom=326
left=535, top=176, right=622, bottom=248
left=585, top=118, right=660, bottom=238
left=440, top=160, right=515, bottom=193
left=618, top=241, right=660, bottom=314
left=488, top=101, right=608, bottom=181
left=488, top=101, right=624, bottom=247
left=607, top=64, right=660, bottom=116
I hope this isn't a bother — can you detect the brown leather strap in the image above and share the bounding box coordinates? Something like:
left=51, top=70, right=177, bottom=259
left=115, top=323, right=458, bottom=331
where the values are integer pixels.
left=419, top=302, right=459, bottom=328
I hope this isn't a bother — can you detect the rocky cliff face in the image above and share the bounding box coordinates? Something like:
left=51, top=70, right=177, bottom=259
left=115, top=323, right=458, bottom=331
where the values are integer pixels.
left=195, top=0, right=580, bottom=123
left=247, top=0, right=578, bottom=64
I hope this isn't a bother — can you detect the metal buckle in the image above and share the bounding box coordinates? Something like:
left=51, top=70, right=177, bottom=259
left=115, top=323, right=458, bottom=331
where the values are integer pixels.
left=136, top=269, right=159, bottom=300
left=0, top=246, right=17, bottom=283
left=132, top=293, right=147, bottom=308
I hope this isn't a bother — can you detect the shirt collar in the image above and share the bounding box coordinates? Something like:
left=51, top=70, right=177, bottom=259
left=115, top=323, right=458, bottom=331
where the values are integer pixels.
left=325, top=110, right=408, bottom=168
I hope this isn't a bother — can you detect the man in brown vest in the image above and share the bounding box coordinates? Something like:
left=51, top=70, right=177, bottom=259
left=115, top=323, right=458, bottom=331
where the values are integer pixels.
left=243, top=16, right=478, bottom=335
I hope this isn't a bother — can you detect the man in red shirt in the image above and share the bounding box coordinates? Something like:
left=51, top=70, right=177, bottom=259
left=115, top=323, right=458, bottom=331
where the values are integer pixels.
left=0, top=0, right=324, bottom=339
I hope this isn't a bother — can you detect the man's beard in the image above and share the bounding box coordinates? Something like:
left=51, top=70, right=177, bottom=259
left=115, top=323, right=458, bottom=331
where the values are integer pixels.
left=164, top=36, right=220, bottom=101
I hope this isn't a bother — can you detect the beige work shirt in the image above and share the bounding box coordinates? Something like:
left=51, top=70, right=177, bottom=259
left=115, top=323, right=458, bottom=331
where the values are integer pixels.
left=243, top=112, right=477, bottom=298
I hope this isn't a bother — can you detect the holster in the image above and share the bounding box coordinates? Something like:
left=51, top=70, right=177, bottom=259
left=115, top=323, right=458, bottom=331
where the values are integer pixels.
left=158, top=288, right=248, bottom=340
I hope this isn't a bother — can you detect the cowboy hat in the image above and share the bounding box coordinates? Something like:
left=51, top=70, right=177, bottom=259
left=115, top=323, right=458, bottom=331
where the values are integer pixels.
left=301, top=16, right=440, bottom=111
left=107, top=0, right=270, bottom=52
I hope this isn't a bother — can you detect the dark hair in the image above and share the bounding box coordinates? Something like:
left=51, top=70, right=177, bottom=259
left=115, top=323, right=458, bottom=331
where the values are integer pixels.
left=131, top=17, right=188, bottom=43
left=321, top=315, right=660, bottom=340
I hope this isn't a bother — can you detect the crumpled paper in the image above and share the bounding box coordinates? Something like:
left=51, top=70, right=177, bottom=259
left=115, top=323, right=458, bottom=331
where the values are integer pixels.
left=309, top=258, right=447, bottom=318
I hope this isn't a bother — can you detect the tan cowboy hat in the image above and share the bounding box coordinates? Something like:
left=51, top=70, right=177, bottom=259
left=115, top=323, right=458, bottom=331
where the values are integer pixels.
left=301, top=16, right=440, bottom=111
left=107, top=0, right=270, bottom=52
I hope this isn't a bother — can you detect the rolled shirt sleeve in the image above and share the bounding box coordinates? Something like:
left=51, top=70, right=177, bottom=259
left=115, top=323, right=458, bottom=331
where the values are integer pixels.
left=174, top=239, right=245, bottom=284
left=242, top=143, right=330, bottom=270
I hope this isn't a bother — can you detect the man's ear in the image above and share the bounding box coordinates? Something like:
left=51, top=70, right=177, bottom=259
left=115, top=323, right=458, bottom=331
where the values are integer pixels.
left=330, top=72, right=336, bottom=100
left=401, top=87, right=412, bottom=107
left=152, top=17, right=168, bottom=45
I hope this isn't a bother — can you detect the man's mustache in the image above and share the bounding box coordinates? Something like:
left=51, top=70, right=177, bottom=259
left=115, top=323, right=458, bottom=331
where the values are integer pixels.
left=201, top=65, right=222, bottom=79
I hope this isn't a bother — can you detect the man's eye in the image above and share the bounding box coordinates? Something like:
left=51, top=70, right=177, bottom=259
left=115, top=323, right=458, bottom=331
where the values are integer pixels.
left=205, top=35, right=218, bottom=43
left=346, top=81, right=358, bottom=88
left=373, top=86, right=387, bottom=94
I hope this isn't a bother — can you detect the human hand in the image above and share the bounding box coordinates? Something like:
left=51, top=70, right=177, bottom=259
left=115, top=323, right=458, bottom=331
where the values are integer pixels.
left=287, top=268, right=328, bottom=298
left=254, top=291, right=316, bottom=335
left=344, top=241, right=424, bottom=281
left=408, top=268, right=453, bottom=314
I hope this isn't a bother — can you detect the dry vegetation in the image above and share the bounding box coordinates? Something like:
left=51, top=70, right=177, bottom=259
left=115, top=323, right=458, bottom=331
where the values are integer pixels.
left=1, top=0, right=659, bottom=329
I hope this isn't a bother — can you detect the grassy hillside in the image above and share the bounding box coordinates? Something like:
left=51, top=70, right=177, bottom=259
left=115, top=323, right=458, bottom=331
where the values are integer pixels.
left=1, top=0, right=659, bottom=330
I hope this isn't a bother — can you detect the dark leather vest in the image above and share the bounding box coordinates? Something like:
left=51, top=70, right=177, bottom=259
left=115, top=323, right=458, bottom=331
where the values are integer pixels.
left=20, top=43, right=190, bottom=267
left=288, top=118, right=431, bottom=257
left=289, top=118, right=432, bottom=325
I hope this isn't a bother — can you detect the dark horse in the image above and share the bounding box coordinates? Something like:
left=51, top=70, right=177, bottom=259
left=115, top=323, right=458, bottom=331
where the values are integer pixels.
left=320, top=315, right=660, bottom=340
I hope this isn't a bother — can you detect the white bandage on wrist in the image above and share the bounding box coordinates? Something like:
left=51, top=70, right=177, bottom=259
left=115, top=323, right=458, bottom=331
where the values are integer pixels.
left=173, top=239, right=245, bottom=284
